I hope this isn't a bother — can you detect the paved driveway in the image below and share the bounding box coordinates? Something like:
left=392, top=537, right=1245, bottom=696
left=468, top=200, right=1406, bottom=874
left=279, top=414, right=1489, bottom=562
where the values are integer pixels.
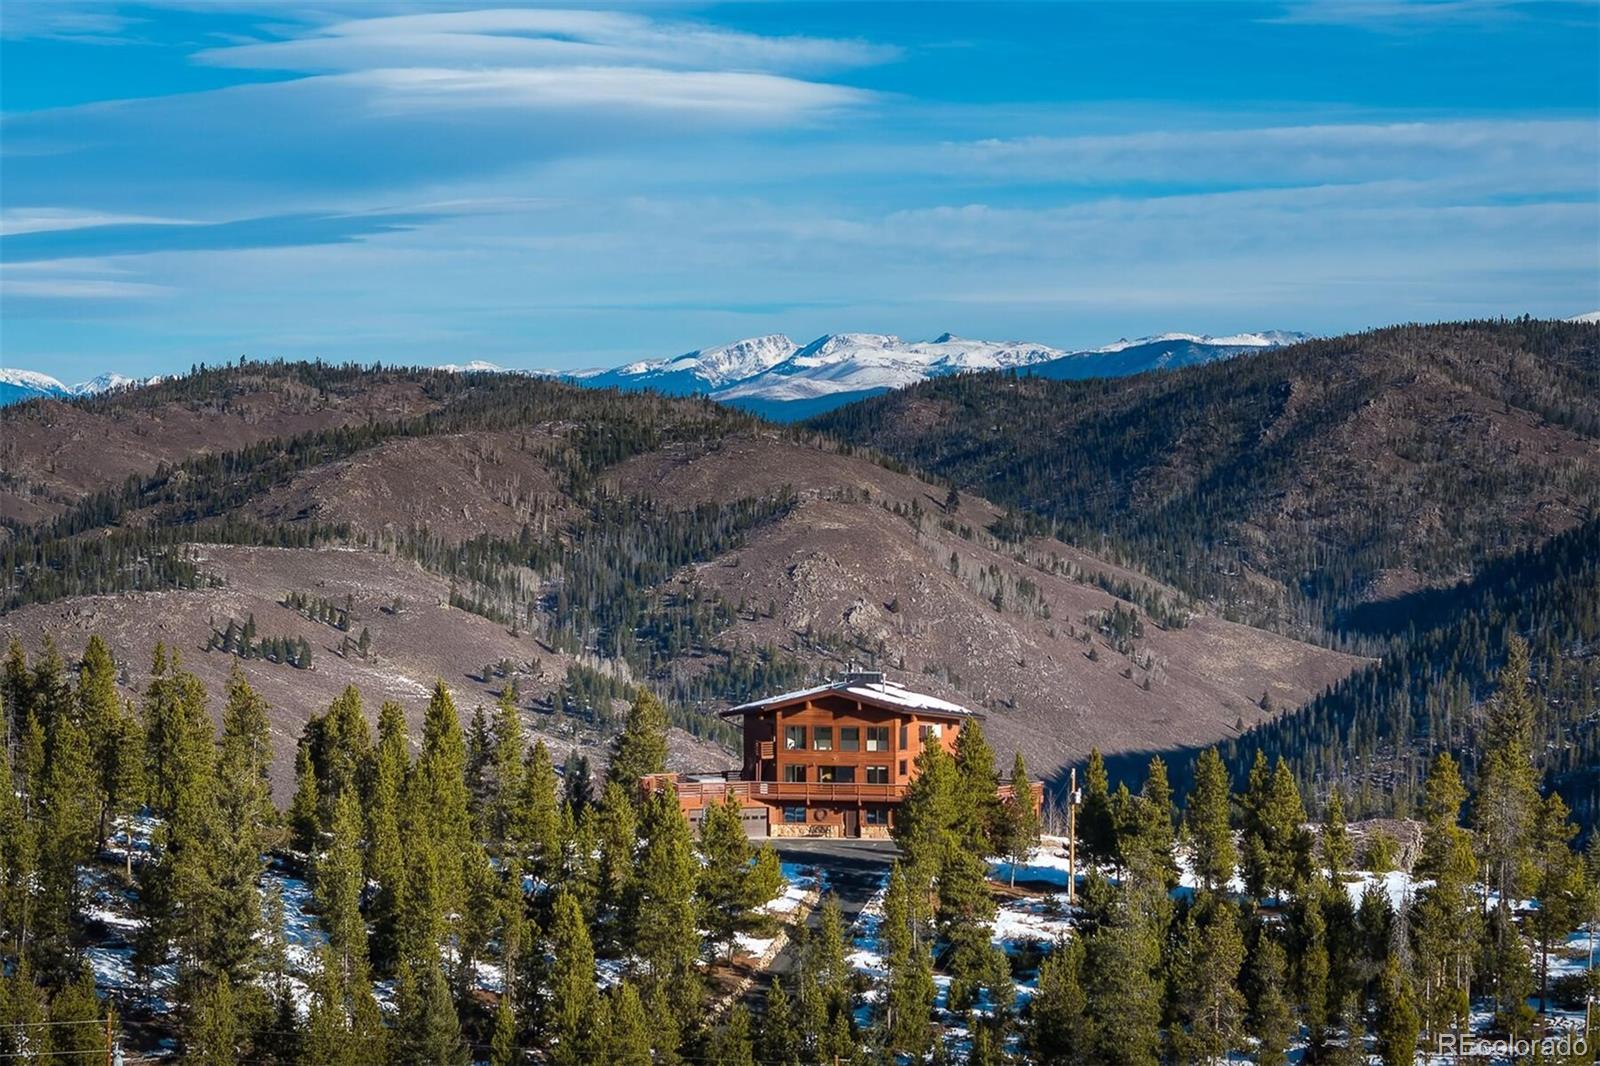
left=766, top=838, right=897, bottom=980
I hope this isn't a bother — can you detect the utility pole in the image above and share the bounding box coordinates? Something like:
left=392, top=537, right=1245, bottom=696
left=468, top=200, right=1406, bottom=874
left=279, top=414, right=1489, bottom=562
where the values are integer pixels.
left=1067, top=766, right=1078, bottom=906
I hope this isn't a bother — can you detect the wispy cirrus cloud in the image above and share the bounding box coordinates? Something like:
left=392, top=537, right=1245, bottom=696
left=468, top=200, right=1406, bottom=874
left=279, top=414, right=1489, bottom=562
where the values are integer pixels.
left=192, top=8, right=897, bottom=75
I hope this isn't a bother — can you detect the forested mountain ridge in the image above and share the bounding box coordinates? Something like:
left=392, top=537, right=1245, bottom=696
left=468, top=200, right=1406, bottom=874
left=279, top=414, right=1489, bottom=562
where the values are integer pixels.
left=0, top=360, right=1358, bottom=796
left=812, top=319, right=1600, bottom=639
left=1212, top=516, right=1600, bottom=832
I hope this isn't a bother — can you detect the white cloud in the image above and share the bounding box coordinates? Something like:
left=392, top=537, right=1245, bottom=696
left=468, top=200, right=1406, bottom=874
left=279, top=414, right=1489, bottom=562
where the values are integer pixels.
left=344, top=65, right=869, bottom=119
left=192, top=8, right=896, bottom=75
left=0, top=208, right=196, bottom=237
left=935, top=119, right=1596, bottom=189
left=1, top=278, right=170, bottom=299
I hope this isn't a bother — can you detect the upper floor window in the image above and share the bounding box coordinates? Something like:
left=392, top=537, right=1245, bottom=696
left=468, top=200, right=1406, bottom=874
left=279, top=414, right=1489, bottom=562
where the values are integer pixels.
left=919, top=723, right=943, bottom=743
left=784, top=725, right=807, bottom=750
left=783, top=764, right=807, bottom=783
left=819, top=765, right=856, bottom=784
left=839, top=726, right=860, bottom=752
left=813, top=726, right=834, bottom=751
left=899, top=724, right=909, bottom=748
left=865, top=726, right=890, bottom=752
left=866, top=765, right=889, bottom=784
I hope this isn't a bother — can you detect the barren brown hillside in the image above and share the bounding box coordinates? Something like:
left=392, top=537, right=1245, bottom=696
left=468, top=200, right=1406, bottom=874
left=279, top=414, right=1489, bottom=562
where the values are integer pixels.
left=2, top=544, right=734, bottom=799
left=1, top=362, right=1365, bottom=800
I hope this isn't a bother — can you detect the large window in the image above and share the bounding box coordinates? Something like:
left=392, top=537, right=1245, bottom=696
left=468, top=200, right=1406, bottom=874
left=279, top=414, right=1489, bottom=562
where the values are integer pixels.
left=818, top=765, right=856, bottom=784
left=784, top=725, right=807, bottom=750
left=783, top=806, right=806, bottom=824
left=813, top=726, right=834, bottom=751
left=865, top=806, right=889, bottom=826
left=783, top=764, right=807, bottom=783
left=865, top=726, right=890, bottom=752
left=839, top=726, right=860, bottom=752
left=865, top=765, right=889, bottom=784
left=919, top=723, right=943, bottom=742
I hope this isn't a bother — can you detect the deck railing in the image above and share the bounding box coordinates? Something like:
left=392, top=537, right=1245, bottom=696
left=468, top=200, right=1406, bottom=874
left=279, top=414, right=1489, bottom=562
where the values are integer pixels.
left=641, top=772, right=1045, bottom=809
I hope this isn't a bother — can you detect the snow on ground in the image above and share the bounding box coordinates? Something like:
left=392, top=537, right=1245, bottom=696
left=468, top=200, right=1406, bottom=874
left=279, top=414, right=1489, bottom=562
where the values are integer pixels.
left=991, top=895, right=1073, bottom=950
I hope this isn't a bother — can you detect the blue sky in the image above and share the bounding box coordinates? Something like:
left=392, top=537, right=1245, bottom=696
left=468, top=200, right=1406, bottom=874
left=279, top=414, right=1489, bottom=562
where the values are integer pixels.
left=2, top=1, right=1597, bottom=382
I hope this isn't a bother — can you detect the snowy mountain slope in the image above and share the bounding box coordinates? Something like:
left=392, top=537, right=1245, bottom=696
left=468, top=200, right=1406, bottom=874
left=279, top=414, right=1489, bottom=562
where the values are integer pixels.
left=0, top=368, right=71, bottom=405
left=1, top=368, right=164, bottom=406
left=575, top=328, right=1308, bottom=417
left=579, top=334, right=799, bottom=395
left=1031, top=332, right=1313, bottom=382
left=713, top=332, right=1069, bottom=403
left=1, top=328, right=1308, bottom=413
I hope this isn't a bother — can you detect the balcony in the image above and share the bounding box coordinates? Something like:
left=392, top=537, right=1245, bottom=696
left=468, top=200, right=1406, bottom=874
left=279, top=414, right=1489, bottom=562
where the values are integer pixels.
left=641, top=771, right=1043, bottom=810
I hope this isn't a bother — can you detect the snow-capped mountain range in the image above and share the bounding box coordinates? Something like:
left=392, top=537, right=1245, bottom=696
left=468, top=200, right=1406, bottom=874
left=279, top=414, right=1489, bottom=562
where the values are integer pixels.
left=0, top=369, right=163, bottom=406
left=576, top=329, right=1313, bottom=418
left=1, top=328, right=1314, bottom=415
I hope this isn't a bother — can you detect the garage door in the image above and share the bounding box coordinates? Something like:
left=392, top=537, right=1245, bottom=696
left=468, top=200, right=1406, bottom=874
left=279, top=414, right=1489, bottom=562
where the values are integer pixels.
left=740, top=806, right=770, bottom=838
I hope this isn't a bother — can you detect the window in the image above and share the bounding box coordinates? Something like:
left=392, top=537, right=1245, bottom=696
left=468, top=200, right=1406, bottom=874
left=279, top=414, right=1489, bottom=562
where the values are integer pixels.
left=919, top=723, right=943, bottom=742
left=899, top=760, right=908, bottom=776
left=783, top=806, right=806, bottom=824
left=839, top=726, right=860, bottom=752
left=865, top=806, right=889, bottom=825
left=865, top=726, right=889, bottom=752
left=899, top=724, right=908, bottom=748
left=813, top=726, right=833, bottom=751
left=818, top=765, right=856, bottom=784
left=784, top=725, right=806, bottom=750
left=783, top=764, right=806, bottom=783
left=866, top=765, right=889, bottom=784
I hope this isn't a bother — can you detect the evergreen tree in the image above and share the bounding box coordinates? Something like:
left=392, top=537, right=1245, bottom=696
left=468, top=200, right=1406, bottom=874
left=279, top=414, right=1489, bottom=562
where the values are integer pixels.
left=546, top=891, right=598, bottom=1066
left=631, top=785, right=702, bottom=1026
left=1473, top=637, right=1541, bottom=919
left=593, top=780, right=639, bottom=952
left=710, top=1003, right=756, bottom=1066
left=517, top=739, right=562, bottom=885
left=953, top=719, right=1001, bottom=853
left=880, top=861, right=935, bottom=1059
left=316, top=789, right=368, bottom=978
left=1291, top=892, right=1332, bottom=1052
left=77, top=635, right=133, bottom=850
left=209, top=667, right=271, bottom=982
left=1184, top=748, right=1236, bottom=896
left=395, top=956, right=467, bottom=1066
left=608, top=687, right=669, bottom=787
left=489, top=994, right=518, bottom=1066
left=487, top=687, right=527, bottom=849
left=1412, top=753, right=1478, bottom=1036
left=998, top=751, right=1040, bottom=886
left=1530, top=792, right=1587, bottom=1013
left=185, top=973, right=240, bottom=1066
left=1320, top=787, right=1354, bottom=885
left=45, top=970, right=110, bottom=1063
left=31, top=641, right=97, bottom=977
left=416, top=680, right=476, bottom=953
left=562, top=749, right=593, bottom=817
left=1083, top=893, right=1162, bottom=1066
left=1246, top=935, right=1294, bottom=1066
left=1079, top=748, right=1117, bottom=867
left=1027, top=935, right=1091, bottom=1066
left=758, top=977, right=802, bottom=1066
left=1374, top=952, right=1419, bottom=1066
left=365, top=700, right=409, bottom=974
left=696, top=790, right=756, bottom=958
left=1172, top=898, right=1247, bottom=1064
left=607, top=981, right=654, bottom=1066
left=1241, top=754, right=1308, bottom=901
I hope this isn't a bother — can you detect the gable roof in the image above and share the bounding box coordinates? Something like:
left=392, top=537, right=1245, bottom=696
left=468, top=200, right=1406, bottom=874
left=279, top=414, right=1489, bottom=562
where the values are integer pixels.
left=721, top=675, right=981, bottom=721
